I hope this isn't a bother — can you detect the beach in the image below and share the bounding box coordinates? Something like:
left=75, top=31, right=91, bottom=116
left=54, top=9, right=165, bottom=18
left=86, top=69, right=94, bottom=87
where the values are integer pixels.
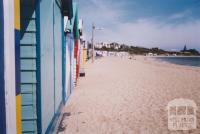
left=58, top=56, right=200, bottom=134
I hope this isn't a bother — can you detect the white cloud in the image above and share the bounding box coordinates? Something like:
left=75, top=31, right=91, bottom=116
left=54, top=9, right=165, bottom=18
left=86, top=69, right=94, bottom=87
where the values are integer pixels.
left=78, top=0, right=200, bottom=50
left=168, top=10, right=191, bottom=20
left=96, top=19, right=200, bottom=50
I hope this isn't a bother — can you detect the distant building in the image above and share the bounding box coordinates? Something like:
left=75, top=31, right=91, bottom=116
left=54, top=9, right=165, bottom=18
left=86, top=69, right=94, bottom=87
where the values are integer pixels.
left=95, top=42, right=121, bottom=50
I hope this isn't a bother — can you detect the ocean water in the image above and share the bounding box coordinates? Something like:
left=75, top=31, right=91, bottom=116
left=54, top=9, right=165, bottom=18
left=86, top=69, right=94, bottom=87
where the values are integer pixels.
left=156, top=57, right=200, bottom=67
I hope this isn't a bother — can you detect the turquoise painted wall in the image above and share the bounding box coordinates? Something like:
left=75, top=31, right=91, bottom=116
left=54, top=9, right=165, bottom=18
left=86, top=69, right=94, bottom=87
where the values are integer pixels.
left=39, top=0, right=63, bottom=133
left=54, top=1, right=63, bottom=113
left=40, top=0, right=55, bottom=132
left=20, top=0, right=74, bottom=133
left=64, top=33, right=74, bottom=101
left=20, top=0, right=38, bottom=133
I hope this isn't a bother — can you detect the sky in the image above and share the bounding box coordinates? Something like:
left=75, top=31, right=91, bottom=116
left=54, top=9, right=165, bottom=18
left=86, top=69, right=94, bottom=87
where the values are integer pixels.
left=75, top=0, right=200, bottom=51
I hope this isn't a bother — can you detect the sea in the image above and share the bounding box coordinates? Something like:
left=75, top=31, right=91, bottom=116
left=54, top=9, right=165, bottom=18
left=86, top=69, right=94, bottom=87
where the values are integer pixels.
left=156, top=57, right=200, bottom=67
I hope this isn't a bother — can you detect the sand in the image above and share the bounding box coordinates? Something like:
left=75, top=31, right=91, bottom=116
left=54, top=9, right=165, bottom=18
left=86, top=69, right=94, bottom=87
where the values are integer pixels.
left=58, top=56, right=200, bottom=134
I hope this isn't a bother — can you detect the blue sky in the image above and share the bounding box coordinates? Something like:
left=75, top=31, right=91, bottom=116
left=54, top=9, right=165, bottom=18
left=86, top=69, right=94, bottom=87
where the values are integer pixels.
left=75, top=0, right=200, bottom=51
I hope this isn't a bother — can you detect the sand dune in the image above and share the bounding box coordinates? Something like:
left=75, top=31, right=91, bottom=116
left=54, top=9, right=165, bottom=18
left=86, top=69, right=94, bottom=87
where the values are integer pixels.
left=58, top=56, right=200, bottom=134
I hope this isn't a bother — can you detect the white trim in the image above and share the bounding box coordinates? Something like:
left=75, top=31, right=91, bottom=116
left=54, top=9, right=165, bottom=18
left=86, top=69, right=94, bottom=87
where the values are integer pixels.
left=3, top=0, right=17, bottom=133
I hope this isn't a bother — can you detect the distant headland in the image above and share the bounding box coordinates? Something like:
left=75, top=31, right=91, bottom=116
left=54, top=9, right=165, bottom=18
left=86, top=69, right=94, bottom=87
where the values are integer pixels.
left=93, top=42, right=200, bottom=56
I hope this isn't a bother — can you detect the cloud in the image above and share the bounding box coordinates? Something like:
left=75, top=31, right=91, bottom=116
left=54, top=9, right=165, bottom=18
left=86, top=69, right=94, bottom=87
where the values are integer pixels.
left=96, top=19, right=200, bottom=50
left=77, top=0, right=200, bottom=51
left=78, top=0, right=123, bottom=26
left=168, top=10, right=192, bottom=20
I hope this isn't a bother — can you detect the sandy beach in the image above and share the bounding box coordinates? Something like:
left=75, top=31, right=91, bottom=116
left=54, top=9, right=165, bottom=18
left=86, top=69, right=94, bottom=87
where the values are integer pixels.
left=58, top=56, right=200, bottom=134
